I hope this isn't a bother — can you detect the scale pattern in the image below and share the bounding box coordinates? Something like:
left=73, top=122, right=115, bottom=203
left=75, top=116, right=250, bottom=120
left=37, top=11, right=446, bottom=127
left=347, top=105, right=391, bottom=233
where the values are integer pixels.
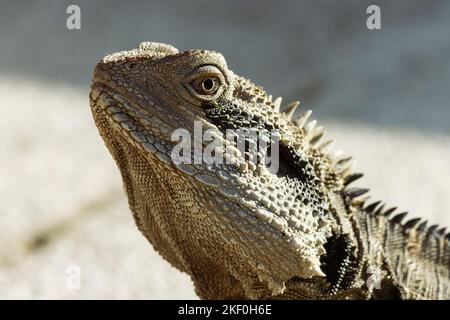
left=90, top=42, right=450, bottom=299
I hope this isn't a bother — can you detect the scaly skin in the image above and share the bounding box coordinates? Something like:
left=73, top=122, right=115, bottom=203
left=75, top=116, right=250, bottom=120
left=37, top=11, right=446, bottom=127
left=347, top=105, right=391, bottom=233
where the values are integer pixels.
left=90, top=42, right=450, bottom=299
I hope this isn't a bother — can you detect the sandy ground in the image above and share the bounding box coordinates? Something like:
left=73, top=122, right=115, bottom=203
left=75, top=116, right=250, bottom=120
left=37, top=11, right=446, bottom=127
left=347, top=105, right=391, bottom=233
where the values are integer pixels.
left=0, top=1, right=449, bottom=299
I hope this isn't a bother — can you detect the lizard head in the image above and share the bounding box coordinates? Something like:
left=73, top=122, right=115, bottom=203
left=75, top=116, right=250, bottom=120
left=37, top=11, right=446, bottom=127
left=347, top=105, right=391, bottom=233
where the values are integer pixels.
left=91, top=42, right=231, bottom=145
left=90, top=42, right=358, bottom=298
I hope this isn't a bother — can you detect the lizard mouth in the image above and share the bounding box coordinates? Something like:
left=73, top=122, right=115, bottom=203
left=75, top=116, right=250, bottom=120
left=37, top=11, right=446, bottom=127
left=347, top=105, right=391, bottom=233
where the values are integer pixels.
left=90, top=61, right=170, bottom=133
left=90, top=81, right=176, bottom=165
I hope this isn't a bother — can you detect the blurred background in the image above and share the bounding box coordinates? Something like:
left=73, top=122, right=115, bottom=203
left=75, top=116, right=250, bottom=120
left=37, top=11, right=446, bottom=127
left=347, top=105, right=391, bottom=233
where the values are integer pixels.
left=1, top=0, right=449, bottom=299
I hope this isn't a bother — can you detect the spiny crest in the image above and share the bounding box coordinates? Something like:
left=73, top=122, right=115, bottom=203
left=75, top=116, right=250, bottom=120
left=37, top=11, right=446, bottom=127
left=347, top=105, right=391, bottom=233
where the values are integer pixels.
left=269, top=95, right=364, bottom=192
left=266, top=95, right=450, bottom=243
left=273, top=96, right=327, bottom=149
left=362, top=199, right=450, bottom=245
left=269, top=96, right=448, bottom=252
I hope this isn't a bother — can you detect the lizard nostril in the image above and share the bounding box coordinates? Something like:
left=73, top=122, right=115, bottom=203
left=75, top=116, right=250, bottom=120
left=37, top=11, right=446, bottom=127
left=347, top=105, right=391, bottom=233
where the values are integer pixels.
left=125, top=61, right=138, bottom=71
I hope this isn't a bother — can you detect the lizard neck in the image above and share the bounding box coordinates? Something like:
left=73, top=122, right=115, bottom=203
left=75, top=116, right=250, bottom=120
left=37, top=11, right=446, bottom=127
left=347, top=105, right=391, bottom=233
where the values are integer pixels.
left=353, top=205, right=450, bottom=299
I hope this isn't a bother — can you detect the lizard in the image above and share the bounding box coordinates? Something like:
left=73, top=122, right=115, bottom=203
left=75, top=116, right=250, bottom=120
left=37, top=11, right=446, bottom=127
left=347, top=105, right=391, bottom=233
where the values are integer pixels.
left=90, top=42, right=450, bottom=299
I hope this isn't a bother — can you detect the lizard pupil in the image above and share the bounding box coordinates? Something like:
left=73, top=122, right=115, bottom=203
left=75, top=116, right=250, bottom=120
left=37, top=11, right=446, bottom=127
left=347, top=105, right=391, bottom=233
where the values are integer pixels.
left=202, top=78, right=215, bottom=91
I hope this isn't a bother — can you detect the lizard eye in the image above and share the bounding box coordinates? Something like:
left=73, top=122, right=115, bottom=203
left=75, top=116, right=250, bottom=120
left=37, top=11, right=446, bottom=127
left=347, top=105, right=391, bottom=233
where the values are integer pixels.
left=192, top=76, right=220, bottom=95
left=184, top=65, right=227, bottom=102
